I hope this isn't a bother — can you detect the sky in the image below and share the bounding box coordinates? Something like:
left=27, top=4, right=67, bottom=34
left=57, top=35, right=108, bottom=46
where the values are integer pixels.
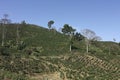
left=0, top=0, right=120, bottom=42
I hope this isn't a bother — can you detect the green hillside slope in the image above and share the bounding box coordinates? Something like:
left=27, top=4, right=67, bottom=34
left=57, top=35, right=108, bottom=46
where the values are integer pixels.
left=0, top=23, right=119, bottom=80
left=0, top=24, right=70, bottom=56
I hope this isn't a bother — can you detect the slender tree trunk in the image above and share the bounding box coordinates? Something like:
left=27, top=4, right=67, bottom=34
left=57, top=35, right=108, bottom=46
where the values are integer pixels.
left=69, top=33, right=73, bottom=52
left=2, top=24, right=5, bottom=46
left=85, top=38, right=89, bottom=53
left=86, top=43, right=89, bottom=53
left=70, top=44, right=71, bottom=52
left=1, top=14, right=9, bottom=46
left=16, top=24, right=20, bottom=44
left=109, top=47, right=110, bottom=55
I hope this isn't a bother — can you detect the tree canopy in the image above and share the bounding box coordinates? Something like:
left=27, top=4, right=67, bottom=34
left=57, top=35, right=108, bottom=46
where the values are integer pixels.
left=48, top=20, right=54, bottom=30
left=62, top=24, right=76, bottom=35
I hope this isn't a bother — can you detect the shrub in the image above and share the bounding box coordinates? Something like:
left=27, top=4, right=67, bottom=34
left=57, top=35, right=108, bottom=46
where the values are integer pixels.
left=0, top=47, right=10, bottom=56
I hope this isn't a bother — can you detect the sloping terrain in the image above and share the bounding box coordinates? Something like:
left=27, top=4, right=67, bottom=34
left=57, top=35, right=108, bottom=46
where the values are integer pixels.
left=0, top=24, right=120, bottom=80
left=0, top=53, right=119, bottom=80
left=0, top=24, right=70, bottom=55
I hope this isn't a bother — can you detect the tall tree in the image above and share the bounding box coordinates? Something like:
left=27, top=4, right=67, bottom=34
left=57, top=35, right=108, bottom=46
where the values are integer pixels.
left=81, top=29, right=97, bottom=53
left=48, top=20, right=54, bottom=30
left=62, top=24, right=76, bottom=35
left=62, top=24, right=76, bottom=52
left=0, top=14, right=10, bottom=46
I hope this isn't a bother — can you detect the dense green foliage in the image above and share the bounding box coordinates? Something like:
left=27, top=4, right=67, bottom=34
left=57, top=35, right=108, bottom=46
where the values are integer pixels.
left=48, top=20, right=54, bottom=30
left=62, top=24, right=76, bottom=35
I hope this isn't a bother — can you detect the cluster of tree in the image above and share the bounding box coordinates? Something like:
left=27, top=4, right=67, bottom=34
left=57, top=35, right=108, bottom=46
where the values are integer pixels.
left=0, top=14, right=118, bottom=55
left=47, top=20, right=102, bottom=53
left=61, top=24, right=102, bottom=53
left=0, top=14, right=102, bottom=54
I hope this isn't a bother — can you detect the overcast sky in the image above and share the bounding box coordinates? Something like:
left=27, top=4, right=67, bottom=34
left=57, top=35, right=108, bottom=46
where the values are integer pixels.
left=0, top=0, right=120, bottom=42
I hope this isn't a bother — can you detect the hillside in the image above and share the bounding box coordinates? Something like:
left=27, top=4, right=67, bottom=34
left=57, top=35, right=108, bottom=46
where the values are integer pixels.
left=0, top=23, right=120, bottom=80
left=0, top=23, right=70, bottom=55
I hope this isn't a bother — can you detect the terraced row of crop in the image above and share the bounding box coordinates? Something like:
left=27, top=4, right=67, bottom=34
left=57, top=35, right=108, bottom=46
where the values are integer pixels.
left=0, top=54, right=119, bottom=80
left=63, top=54, right=120, bottom=79
left=78, top=55, right=119, bottom=72
left=42, top=55, right=120, bottom=80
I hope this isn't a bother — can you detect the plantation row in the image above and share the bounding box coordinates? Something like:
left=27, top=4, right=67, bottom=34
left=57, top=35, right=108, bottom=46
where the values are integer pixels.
left=37, top=54, right=120, bottom=80
left=0, top=53, right=119, bottom=80
left=73, top=55, right=120, bottom=72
